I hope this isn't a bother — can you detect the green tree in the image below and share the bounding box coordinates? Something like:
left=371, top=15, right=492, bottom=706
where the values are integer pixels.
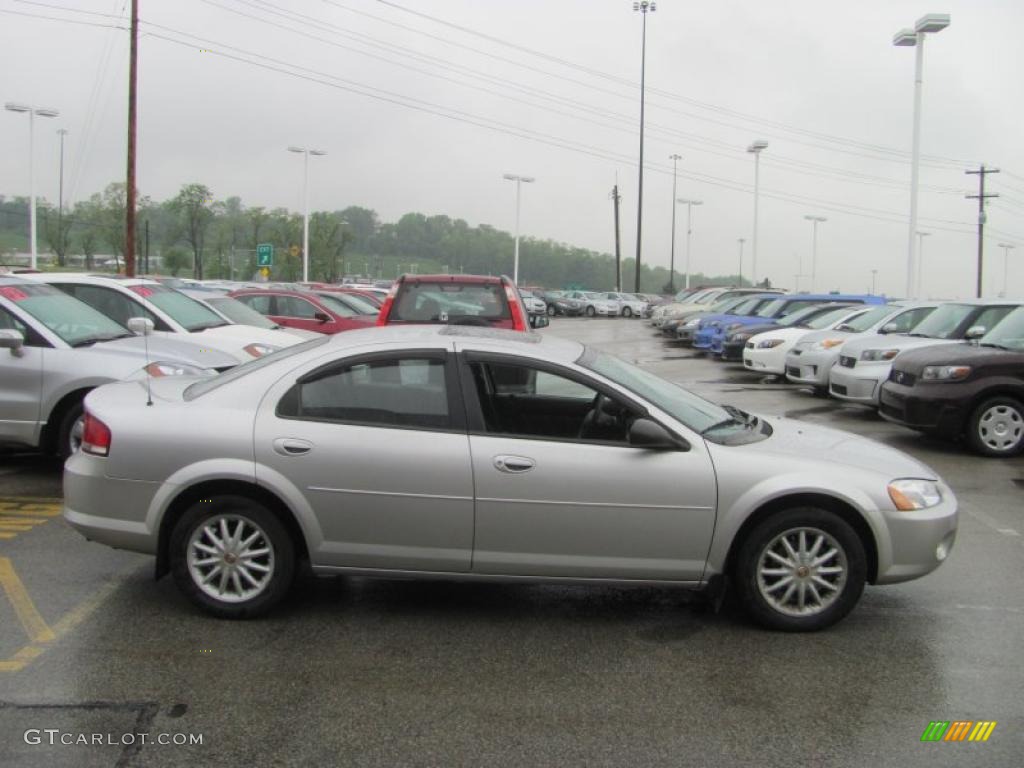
left=170, top=183, right=214, bottom=279
left=162, top=245, right=192, bottom=277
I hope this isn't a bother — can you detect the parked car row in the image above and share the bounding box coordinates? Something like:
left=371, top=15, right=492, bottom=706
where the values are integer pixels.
left=659, top=290, right=1024, bottom=457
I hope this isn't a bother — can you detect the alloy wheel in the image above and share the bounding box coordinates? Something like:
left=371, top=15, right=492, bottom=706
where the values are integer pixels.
left=976, top=403, right=1024, bottom=453
left=187, top=514, right=276, bottom=603
left=755, top=527, right=848, bottom=617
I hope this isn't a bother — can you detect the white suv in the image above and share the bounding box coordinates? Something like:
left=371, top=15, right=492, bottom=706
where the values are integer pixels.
left=25, top=274, right=303, bottom=362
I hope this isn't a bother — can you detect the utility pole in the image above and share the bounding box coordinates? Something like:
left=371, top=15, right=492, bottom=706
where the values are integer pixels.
left=57, top=127, right=68, bottom=265
left=125, top=0, right=139, bottom=277
left=966, top=165, right=999, bottom=298
left=668, top=154, right=681, bottom=293
left=871, top=269, right=878, bottom=295
left=144, top=219, right=150, bottom=275
left=611, top=184, right=622, bottom=291
left=737, top=238, right=746, bottom=285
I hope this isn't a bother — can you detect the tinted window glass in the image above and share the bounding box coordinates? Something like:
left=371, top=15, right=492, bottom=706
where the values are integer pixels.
left=886, top=306, right=934, bottom=333
left=805, top=306, right=865, bottom=330
left=205, top=296, right=276, bottom=329
left=277, top=295, right=319, bottom=319
left=972, top=306, right=1014, bottom=335
left=836, top=305, right=895, bottom=332
left=910, top=303, right=974, bottom=339
left=980, top=307, right=1024, bottom=350
left=235, top=293, right=273, bottom=315
left=128, top=284, right=225, bottom=331
left=470, top=360, right=634, bottom=443
left=314, top=293, right=358, bottom=317
left=3, top=283, right=131, bottom=346
left=390, top=282, right=510, bottom=323
left=280, top=357, right=449, bottom=429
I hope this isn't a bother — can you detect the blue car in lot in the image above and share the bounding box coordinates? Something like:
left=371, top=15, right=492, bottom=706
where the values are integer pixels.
left=680, top=293, right=784, bottom=345
left=695, top=293, right=887, bottom=360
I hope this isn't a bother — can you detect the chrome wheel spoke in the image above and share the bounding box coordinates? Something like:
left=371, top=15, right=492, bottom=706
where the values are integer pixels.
left=188, top=513, right=276, bottom=604
left=199, top=565, right=222, bottom=586
left=756, top=525, right=848, bottom=617
left=241, top=547, right=270, bottom=560
left=812, top=548, right=839, bottom=568
left=763, top=575, right=794, bottom=593
left=765, top=550, right=793, bottom=568
left=245, top=561, right=271, bottom=574
left=192, top=556, right=221, bottom=568
left=193, top=542, right=220, bottom=557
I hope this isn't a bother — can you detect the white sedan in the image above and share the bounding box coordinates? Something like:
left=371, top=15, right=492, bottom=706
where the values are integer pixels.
left=743, top=305, right=872, bottom=375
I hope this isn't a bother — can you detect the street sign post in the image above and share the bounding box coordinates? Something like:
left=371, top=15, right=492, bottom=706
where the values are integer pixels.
left=256, top=243, right=274, bottom=267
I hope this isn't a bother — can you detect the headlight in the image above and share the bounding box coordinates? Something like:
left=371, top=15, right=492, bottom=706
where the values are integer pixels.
left=726, top=322, right=743, bottom=331
left=922, top=365, right=972, bottom=381
left=888, top=479, right=942, bottom=510
left=244, top=343, right=278, bottom=358
left=814, top=338, right=846, bottom=350
left=756, top=339, right=784, bottom=349
left=138, top=361, right=211, bottom=378
left=860, top=348, right=899, bottom=361
left=685, top=318, right=701, bottom=327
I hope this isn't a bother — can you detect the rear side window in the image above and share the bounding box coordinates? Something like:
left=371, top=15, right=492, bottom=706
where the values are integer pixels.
left=278, top=357, right=451, bottom=430
left=389, top=282, right=510, bottom=323
left=59, top=284, right=166, bottom=330
left=277, top=296, right=320, bottom=319
left=235, top=293, right=273, bottom=315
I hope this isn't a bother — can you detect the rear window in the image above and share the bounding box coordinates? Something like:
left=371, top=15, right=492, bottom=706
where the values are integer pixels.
left=389, top=282, right=510, bottom=323
left=185, top=335, right=330, bottom=400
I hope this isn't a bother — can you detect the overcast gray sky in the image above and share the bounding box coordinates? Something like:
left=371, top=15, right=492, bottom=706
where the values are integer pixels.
left=2, top=0, right=1023, bottom=297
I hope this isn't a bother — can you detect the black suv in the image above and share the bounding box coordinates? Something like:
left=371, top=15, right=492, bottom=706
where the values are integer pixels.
left=879, top=307, right=1024, bottom=457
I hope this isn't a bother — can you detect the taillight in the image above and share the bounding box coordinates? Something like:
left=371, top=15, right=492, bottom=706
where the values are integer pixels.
left=81, top=412, right=112, bottom=457
left=376, top=281, right=400, bottom=326
left=504, top=283, right=527, bottom=331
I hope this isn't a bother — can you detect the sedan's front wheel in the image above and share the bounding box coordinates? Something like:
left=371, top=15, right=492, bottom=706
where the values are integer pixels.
left=622, top=306, right=633, bottom=318
left=734, top=507, right=866, bottom=631
left=170, top=496, right=296, bottom=619
left=546, top=304, right=556, bottom=316
left=585, top=306, right=596, bottom=317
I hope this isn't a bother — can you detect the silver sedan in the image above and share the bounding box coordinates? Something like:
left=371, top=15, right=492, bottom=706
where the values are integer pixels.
left=63, top=326, right=958, bottom=631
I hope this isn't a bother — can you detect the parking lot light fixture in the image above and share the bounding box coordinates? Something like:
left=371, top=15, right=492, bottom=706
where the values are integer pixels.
left=737, top=238, right=746, bottom=285
left=747, top=140, right=768, bottom=285
left=894, top=13, right=950, bottom=298
left=916, top=231, right=931, bottom=296
left=503, top=173, right=535, bottom=285
left=804, top=215, right=827, bottom=292
left=6, top=102, right=60, bottom=270
left=678, top=198, right=702, bottom=290
left=998, top=242, right=1015, bottom=297
left=287, top=146, right=327, bottom=282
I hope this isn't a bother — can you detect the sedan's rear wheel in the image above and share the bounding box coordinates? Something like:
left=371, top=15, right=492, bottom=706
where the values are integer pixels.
left=966, top=397, right=1024, bottom=457
left=585, top=306, right=596, bottom=317
left=734, top=507, right=866, bottom=631
left=170, top=495, right=295, bottom=618
left=546, top=304, right=556, bottom=316
left=622, top=306, right=633, bottom=318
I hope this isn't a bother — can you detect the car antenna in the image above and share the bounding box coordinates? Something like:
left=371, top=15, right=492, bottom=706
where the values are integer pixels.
left=129, top=317, right=154, bottom=406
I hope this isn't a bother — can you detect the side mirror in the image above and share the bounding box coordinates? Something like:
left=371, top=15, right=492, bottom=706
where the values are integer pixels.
left=314, top=311, right=331, bottom=324
left=127, top=317, right=154, bottom=336
left=628, top=417, right=685, bottom=450
left=529, top=314, right=549, bottom=329
left=878, top=323, right=899, bottom=335
left=0, top=328, right=25, bottom=357
left=964, top=325, right=986, bottom=340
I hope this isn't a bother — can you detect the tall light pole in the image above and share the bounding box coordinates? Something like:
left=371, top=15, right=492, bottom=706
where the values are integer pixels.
left=871, top=269, right=879, bottom=295
left=894, top=13, right=950, bottom=298
left=632, top=0, right=656, bottom=293
left=737, top=238, right=746, bottom=286
left=804, top=215, right=827, bottom=292
left=678, top=198, right=702, bottom=290
left=287, top=146, right=327, bottom=282
left=916, top=231, right=931, bottom=297
left=5, top=103, right=59, bottom=270
left=503, top=173, right=535, bottom=285
left=747, top=140, right=768, bottom=286
left=57, top=128, right=69, bottom=263
left=998, top=243, right=1015, bottom=297
left=668, top=153, right=682, bottom=293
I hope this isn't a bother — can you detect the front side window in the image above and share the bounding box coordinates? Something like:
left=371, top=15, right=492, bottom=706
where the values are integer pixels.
left=910, top=303, right=974, bottom=339
left=278, top=357, right=450, bottom=429
left=469, top=359, right=638, bottom=443
left=980, top=307, right=1024, bottom=351
left=277, top=295, right=320, bottom=320
left=235, top=293, right=273, bottom=315
left=972, top=306, right=1015, bottom=335
left=885, top=306, right=935, bottom=334
left=0, top=304, right=47, bottom=347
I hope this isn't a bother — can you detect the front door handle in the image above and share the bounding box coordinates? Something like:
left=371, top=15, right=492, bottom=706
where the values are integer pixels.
left=272, top=438, right=313, bottom=457
left=494, top=455, right=536, bottom=473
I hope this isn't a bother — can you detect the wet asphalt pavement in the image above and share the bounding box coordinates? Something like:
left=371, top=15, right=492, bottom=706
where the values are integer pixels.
left=0, top=317, right=1022, bottom=767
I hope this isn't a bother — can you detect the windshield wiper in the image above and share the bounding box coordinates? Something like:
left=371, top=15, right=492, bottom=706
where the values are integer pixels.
left=835, top=324, right=855, bottom=332
left=978, top=342, right=1010, bottom=350
left=189, top=321, right=229, bottom=332
left=70, top=331, right=137, bottom=347
left=701, top=417, right=745, bottom=435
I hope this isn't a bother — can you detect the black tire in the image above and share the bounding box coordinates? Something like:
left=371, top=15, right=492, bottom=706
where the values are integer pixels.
left=170, top=495, right=296, bottom=619
left=546, top=304, right=556, bottom=316
left=966, top=396, right=1024, bottom=457
left=733, top=507, right=866, bottom=632
left=585, top=306, right=596, bottom=318
left=622, top=307, right=633, bottom=318
left=57, top=399, right=85, bottom=462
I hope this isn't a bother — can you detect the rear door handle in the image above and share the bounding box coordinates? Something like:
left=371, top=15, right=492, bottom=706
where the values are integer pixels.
left=272, top=438, right=313, bottom=456
left=494, top=455, right=536, bottom=473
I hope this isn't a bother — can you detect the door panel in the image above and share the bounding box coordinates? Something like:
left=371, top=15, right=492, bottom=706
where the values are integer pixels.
left=469, top=435, right=717, bottom=580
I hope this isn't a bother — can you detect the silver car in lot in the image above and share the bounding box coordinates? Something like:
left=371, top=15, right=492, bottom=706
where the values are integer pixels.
left=64, top=325, right=957, bottom=631
left=830, top=300, right=1021, bottom=405
left=784, top=302, right=938, bottom=393
left=0, top=277, right=235, bottom=458
left=565, top=290, right=620, bottom=317
left=598, top=292, right=648, bottom=318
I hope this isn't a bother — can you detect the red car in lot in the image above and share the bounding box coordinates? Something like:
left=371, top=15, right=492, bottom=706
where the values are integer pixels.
left=376, top=274, right=544, bottom=332
left=229, top=288, right=376, bottom=335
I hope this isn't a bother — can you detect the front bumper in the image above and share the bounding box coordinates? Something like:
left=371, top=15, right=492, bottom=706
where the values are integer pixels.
left=742, top=344, right=787, bottom=374
left=63, top=450, right=161, bottom=555
left=719, top=339, right=745, bottom=361
left=877, top=381, right=968, bottom=437
left=784, top=348, right=836, bottom=386
left=875, top=484, right=958, bottom=584
left=829, top=362, right=891, bottom=405
left=589, top=305, right=619, bottom=317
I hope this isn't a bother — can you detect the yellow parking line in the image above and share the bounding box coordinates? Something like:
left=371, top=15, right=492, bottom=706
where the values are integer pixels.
left=0, top=516, right=49, bottom=524
left=0, top=557, right=55, bottom=643
left=0, top=645, right=43, bottom=673
left=0, top=508, right=60, bottom=518
left=0, top=496, right=62, bottom=504
left=0, top=533, right=15, bottom=540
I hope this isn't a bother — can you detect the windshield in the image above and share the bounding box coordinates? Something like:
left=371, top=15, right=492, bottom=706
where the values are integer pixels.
left=777, top=304, right=831, bottom=326
left=580, top=347, right=738, bottom=435
left=835, top=304, right=895, bottom=332
left=979, top=307, right=1024, bottom=350
left=320, top=292, right=376, bottom=315
left=205, top=295, right=276, bottom=329
left=806, top=306, right=864, bottom=330
left=754, top=298, right=786, bottom=317
left=130, top=284, right=228, bottom=332
left=909, top=303, right=974, bottom=339
left=0, top=283, right=131, bottom=346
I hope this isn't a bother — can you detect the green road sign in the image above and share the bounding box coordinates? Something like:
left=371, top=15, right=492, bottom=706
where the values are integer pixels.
left=256, top=243, right=274, bottom=267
